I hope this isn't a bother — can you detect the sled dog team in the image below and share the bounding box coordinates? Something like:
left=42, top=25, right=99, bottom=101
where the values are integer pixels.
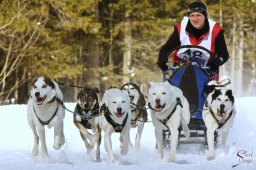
left=27, top=76, right=236, bottom=163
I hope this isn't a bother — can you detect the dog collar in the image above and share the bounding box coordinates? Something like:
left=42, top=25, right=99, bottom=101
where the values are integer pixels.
left=81, top=102, right=100, bottom=119
left=47, top=96, right=63, bottom=105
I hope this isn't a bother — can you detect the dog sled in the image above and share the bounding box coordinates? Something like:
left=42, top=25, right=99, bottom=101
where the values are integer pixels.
left=162, top=45, right=221, bottom=147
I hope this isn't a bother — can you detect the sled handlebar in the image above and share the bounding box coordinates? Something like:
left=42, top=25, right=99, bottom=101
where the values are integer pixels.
left=162, top=65, right=211, bottom=82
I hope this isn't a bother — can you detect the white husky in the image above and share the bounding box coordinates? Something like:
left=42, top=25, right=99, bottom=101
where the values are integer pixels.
left=98, top=88, right=131, bottom=163
left=27, top=77, right=65, bottom=158
left=148, top=82, right=190, bottom=162
left=203, top=79, right=236, bottom=160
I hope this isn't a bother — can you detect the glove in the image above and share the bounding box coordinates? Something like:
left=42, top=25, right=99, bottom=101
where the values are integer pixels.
left=208, top=57, right=223, bottom=69
left=157, top=60, right=168, bottom=71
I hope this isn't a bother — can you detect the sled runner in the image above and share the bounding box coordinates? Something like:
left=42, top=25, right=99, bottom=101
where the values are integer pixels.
left=162, top=45, right=218, bottom=147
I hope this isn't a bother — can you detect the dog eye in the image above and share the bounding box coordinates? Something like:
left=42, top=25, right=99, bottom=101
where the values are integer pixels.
left=33, top=85, right=37, bottom=89
left=42, top=84, right=47, bottom=88
left=217, top=98, right=221, bottom=101
left=131, top=88, right=135, bottom=90
left=162, top=92, right=166, bottom=95
left=113, top=101, right=116, bottom=104
left=225, top=99, right=229, bottom=102
left=122, top=101, right=125, bottom=103
left=152, top=93, right=156, bottom=95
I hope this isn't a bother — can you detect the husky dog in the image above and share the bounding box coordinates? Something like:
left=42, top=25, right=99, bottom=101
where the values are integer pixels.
left=203, top=79, right=236, bottom=160
left=148, top=82, right=190, bottom=162
left=121, top=83, right=148, bottom=150
left=98, top=88, right=131, bottom=163
left=27, top=77, right=65, bottom=158
left=73, top=89, right=101, bottom=161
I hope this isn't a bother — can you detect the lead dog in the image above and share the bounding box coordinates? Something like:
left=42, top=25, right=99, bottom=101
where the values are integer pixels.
left=121, top=83, right=148, bottom=150
left=27, top=77, right=65, bottom=158
left=148, top=82, right=190, bottom=162
left=73, top=89, right=101, bottom=161
left=203, top=79, right=236, bottom=160
left=98, top=88, right=131, bottom=163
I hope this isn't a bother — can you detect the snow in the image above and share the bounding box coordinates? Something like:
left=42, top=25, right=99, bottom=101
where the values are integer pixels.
left=0, top=97, right=256, bottom=170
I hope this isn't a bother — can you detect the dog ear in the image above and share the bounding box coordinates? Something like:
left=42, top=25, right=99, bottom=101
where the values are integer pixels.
left=44, top=77, right=55, bottom=89
left=211, top=89, right=221, bottom=103
left=48, top=88, right=57, bottom=102
left=148, top=82, right=155, bottom=88
left=120, top=83, right=128, bottom=90
left=225, top=90, right=234, bottom=104
left=77, top=90, right=84, bottom=100
left=204, top=85, right=215, bottom=94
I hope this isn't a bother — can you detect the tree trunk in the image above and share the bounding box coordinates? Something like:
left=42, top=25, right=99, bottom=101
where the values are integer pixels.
left=84, top=1, right=100, bottom=88
left=230, top=16, right=236, bottom=92
left=236, top=16, right=244, bottom=96
left=123, top=10, right=132, bottom=84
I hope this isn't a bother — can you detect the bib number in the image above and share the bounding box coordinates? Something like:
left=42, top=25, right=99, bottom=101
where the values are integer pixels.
left=179, top=49, right=209, bottom=65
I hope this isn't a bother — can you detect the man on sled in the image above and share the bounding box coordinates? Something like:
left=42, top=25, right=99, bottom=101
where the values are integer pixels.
left=156, top=0, right=230, bottom=145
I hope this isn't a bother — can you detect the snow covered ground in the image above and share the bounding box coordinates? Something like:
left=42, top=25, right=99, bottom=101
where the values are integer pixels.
left=0, top=97, right=255, bottom=170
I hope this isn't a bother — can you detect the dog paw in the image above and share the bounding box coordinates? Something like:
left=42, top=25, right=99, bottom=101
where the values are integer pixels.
left=207, top=155, right=215, bottom=160
left=110, top=158, right=116, bottom=164
left=168, top=154, right=176, bottom=163
left=86, top=144, right=94, bottom=151
left=53, top=137, right=65, bottom=150
left=41, top=148, right=49, bottom=158
left=53, top=141, right=64, bottom=150
left=32, top=148, right=39, bottom=157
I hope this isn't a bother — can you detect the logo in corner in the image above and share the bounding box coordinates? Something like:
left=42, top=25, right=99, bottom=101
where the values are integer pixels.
left=232, top=150, right=254, bottom=168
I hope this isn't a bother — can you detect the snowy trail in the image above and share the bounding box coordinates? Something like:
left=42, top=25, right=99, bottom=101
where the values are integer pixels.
left=0, top=97, right=255, bottom=170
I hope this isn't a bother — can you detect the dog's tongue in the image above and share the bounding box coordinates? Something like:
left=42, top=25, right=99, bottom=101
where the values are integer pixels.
left=36, top=97, right=45, bottom=105
left=155, top=105, right=162, bottom=111
left=219, top=109, right=226, bottom=123
left=37, top=98, right=43, bottom=104
left=220, top=115, right=226, bottom=123
left=116, top=111, right=123, bottom=118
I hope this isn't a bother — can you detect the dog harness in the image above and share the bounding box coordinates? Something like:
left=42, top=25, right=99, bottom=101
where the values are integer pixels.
left=33, top=105, right=58, bottom=126
left=33, top=96, right=63, bottom=125
left=130, top=103, right=148, bottom=125
left=75, top=102, right=100, bottom=129
left=209, top=108, right=233, bottom=129
left=103, top=107, right=129, bottom=133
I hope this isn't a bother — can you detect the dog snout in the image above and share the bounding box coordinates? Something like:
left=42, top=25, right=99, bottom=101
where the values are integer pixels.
left=220, top=104, right=225, bottom=109
left=117, top=107, right=122, bottom=113
left=35, top=92, right=40, bottom=97
left=155, top=98, right=160, bottom=104
left=83, top=103, right=89, bottom=108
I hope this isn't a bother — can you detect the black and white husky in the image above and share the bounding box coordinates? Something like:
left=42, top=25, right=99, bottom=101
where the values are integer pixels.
left=121, top=83, right=148, bottom=150
left=27, top=77, right=65, bottom=158
left=203, top=78, right=236, bottom=160
left=73, top=89, right=101, bottom=161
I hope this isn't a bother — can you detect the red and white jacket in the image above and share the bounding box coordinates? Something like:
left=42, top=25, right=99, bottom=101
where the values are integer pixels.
left=173, top=17, right=222, bottom=66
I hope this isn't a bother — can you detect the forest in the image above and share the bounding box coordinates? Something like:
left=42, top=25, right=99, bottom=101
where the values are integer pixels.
left=0, top=0, right=255, bottom=103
